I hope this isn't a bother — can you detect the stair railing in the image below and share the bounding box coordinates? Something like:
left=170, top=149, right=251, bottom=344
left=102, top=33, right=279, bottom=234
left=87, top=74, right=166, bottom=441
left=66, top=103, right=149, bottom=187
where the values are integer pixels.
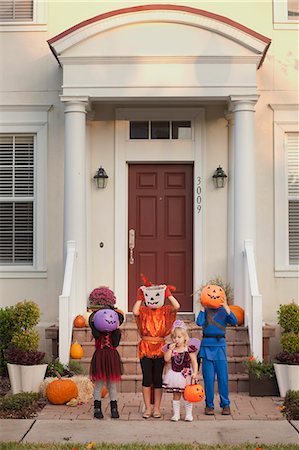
left=244, top=239, right=263, bottom=361
left=59, top=240, right=77, bottom=365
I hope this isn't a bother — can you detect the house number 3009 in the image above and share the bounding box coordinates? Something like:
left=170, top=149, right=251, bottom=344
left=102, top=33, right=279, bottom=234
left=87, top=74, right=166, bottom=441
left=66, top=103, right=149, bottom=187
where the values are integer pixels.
left=196, top=176, right=202, bottom=213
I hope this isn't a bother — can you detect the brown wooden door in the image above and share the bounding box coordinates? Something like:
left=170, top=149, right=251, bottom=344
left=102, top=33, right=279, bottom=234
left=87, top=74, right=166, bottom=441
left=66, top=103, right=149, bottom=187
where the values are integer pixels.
left=128, top=164, right=193, bottom=311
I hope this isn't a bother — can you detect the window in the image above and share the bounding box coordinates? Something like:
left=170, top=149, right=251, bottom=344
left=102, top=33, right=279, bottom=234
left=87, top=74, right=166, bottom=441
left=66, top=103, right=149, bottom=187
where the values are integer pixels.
left=0, top=135, right=34, bottom=265
left=272, top=105, right=299, bottom=276
left=0, top=107, right=48, bottom=277
left=0, top=0, right=47, bottom=31
left=273, top=0, right=299, bottom=29
left=130, top=121, right=192, bottom=140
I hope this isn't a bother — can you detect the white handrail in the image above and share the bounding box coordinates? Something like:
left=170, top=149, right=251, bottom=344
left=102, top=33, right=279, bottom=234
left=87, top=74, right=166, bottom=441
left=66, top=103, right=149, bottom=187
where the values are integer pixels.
left=244, top=239, right=263, bottom=361
left=59, top=240, right=77, bottom=365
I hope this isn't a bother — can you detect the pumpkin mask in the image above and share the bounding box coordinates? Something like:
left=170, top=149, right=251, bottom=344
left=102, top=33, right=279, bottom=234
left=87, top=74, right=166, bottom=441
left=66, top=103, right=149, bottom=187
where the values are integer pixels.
left=141, top=285, right=166, bottom=309
left=93, top=308, right=120, bottom=332
left=200, top=284, right=226, bottom=309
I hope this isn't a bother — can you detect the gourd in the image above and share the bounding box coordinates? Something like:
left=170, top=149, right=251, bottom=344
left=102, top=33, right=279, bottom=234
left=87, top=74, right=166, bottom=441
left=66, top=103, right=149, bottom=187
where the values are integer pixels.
left=184, top=383, right=205, bottom=402
left=200, top=284, right=226, bottom=309
left=73, top=315, right=86, bottom=328
left=101, top=386, right=107, bottom=398
left=230, top=305, right=244, bottom=326
left=70, top=342, right=84, bottom=359
left=46, top=377, right=78, bottom=405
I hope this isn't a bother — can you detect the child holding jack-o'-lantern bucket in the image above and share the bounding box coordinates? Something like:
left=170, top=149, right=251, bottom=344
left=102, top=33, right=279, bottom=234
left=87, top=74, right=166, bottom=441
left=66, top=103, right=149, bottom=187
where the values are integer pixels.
left=132, top=275, right=180, bottom=419
left=196, top=284, right=237, bottom=416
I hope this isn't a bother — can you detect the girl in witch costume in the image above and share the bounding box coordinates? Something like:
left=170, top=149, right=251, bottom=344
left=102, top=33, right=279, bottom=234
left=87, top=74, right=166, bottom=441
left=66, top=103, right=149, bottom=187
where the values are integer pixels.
left=133, top=275, right=180, bottom=419
left=88, top=286, right=124, bottom=420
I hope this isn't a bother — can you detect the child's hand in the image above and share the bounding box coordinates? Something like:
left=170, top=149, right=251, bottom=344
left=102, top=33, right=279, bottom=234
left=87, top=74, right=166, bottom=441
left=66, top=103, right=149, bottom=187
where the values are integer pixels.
left=169, top=343, right=176, bottom=351
left=191, top=373, right=198, bottom=381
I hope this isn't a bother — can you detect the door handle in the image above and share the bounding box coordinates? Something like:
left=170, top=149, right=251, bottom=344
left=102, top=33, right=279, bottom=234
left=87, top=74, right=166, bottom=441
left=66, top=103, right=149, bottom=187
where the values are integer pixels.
left=129, top=228, right=135, bottom=265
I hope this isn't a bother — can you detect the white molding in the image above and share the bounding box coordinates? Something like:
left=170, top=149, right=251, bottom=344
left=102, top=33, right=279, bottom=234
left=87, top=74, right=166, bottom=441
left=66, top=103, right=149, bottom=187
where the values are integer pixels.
left=114, top=107, right=205, bottom=314
left=0, top=107, right=48, bottom=275
left=0, top=0, right=48, bottom=31
left=272, top=105, right=299, bottom=276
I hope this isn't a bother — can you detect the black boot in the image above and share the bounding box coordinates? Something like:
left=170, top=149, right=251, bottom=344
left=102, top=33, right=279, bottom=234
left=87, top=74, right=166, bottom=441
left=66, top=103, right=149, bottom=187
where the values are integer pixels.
left=94, top=400, right=103, bottom=419
left=110, top=400, right=119, bottom=419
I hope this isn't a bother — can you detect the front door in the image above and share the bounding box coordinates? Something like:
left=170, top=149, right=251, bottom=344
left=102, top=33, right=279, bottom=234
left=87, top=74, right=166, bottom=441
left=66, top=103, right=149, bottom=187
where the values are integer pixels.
left=128, top=164, right=193, bottom=311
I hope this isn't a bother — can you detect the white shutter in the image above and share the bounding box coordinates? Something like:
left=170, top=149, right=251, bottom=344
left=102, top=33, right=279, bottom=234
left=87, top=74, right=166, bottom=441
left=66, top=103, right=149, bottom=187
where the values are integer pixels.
left=0, top=135, right=34, bottom=265
left=288, top=133, right=299, bottom=265
left=0, top=0, right=33, bottom=22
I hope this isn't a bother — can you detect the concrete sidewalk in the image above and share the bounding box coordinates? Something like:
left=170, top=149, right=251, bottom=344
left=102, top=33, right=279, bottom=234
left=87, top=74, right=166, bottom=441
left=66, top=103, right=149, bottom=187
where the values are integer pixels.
left=1, top=393, right=299, bottom=445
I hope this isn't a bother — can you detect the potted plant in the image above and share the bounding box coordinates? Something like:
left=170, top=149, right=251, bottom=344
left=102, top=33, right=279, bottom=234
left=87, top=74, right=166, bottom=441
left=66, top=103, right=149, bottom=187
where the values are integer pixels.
left=274, top=302, right=299, bottom=397
left=244, top=356, right=279, bottom=396
left=88, top=286, right=116, bottom=310
left=4, top=300, right=47, bottom=394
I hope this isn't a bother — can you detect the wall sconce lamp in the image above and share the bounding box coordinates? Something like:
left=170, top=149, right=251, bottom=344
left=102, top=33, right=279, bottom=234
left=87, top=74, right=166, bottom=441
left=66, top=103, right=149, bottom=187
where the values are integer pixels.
left=93, top=166, right=108, bottom=189
left=213, top=166, right=227, bottom=188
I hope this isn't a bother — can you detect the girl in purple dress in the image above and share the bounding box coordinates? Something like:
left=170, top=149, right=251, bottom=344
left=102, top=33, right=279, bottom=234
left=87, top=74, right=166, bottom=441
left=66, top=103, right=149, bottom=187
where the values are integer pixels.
left=162, top=320, right=199, bottom=421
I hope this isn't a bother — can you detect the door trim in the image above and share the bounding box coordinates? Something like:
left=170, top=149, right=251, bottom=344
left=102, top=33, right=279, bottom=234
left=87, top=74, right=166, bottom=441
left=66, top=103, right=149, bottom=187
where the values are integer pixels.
left=114, top=107, right=206, bottom=314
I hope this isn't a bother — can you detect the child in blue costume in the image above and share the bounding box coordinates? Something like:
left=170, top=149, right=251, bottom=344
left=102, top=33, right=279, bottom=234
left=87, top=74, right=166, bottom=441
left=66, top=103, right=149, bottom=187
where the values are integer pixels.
left=196, top=285, right=237, bottom=415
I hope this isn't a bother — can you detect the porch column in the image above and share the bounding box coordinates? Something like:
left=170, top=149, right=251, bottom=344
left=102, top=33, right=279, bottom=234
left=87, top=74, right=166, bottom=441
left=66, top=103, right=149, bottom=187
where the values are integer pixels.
left=230, top=96, right=258, bottom=307
left=62, top=97, right=88, bottom=314
left=225, top=110, right=234, bottom=286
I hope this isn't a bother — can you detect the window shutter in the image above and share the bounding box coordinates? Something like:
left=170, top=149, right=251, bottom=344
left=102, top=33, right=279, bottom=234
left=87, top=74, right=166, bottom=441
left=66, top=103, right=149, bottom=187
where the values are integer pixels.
left=0, top=135, right=34, bottom=265
left=288, top=133, right=299, bottom=265
left=0, top=0, right=33, bottom=22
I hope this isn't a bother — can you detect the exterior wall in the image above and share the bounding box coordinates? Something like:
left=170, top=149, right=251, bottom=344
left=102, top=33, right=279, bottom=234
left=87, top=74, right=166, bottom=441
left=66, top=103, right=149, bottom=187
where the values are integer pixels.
left=0, top=0, right=298, bottom=355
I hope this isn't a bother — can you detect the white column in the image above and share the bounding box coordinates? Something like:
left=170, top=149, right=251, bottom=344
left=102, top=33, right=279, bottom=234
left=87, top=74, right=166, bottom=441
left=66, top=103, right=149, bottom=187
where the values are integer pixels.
left=230, top=96, right=258, bottom=307
left=225, top=110, right=234, bottom=287
left=62, top=98, right=88, bottom=314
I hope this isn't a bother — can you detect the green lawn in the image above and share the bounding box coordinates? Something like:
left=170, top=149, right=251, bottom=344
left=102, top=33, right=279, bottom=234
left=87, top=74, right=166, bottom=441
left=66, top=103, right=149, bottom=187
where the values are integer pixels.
left=0, top=444, right=299, bottom=450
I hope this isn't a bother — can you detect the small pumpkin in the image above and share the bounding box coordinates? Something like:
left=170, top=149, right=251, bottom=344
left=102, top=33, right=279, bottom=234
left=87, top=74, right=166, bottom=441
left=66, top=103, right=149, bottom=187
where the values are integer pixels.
left=101, top=386, right=107, bottom=398
left=73, top=314, right=86, bottom=328
left=46, top=377, right=78, bottom=405
left=70, top=342, right=84, bottom=359
left=184, top=383, right=205, bottom=403
left=200, top=284, right=226, bottom=309
left=83, top=310, right=92, bottom=327
left=230, top=305, right=244, bottom=326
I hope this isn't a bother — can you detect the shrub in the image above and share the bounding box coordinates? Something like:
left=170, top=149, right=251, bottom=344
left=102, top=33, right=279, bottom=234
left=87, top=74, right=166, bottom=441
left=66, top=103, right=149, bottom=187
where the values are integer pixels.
left=282, top=390, right=299, bottom=420
left=0, top=306, right=17, bottom=375
left=13, top=300, right=40, bottom=330
left=281, top=332, right=299, bottom=353
left=0, top=392, right=39, bottom=412
left=11, top=329, right=39, bottom=352
left=275, top=351, right=299, bottom=365
left=243, top=356, right=276, bottom=379
left=68, top=359, right=87, bottom=375
left=4, top=347, right=45, bottom=366
left=277, top=302, right=299, bottom=334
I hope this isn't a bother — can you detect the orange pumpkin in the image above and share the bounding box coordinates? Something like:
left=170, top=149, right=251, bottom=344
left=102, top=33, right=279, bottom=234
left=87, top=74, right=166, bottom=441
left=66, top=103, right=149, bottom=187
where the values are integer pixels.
left=101, top=386, right=107, bottom=398
left=184, top=383, right=205, bottom=403
left=46, top=378, right=78, bottom=405
left=73, top=315, right=86, bottom=328
left=200, top=284, right=226, bottom=309
left=230, top=305, right=244, bottom=326
left=70, top=342, right=84, bottom=359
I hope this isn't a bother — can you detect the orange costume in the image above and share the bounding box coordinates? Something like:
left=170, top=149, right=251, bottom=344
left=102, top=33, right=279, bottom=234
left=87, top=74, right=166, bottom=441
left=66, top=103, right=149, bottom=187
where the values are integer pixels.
left=136, top=305, right=177, bottom=359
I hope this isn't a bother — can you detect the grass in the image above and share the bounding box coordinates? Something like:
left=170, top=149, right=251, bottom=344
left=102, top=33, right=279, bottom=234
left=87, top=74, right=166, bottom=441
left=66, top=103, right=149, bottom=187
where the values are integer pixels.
left=0, top=444, right=299, bottom=450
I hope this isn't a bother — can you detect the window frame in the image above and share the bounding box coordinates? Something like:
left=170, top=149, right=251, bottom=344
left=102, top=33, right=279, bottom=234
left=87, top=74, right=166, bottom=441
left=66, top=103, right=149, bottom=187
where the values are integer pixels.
left=272, top=104, right=299, bottom=277
left=0, top=0, right=47, bottom=32
left=0, top=107, right=48, bottom=277
left=273, top=0, right=299, bottom=30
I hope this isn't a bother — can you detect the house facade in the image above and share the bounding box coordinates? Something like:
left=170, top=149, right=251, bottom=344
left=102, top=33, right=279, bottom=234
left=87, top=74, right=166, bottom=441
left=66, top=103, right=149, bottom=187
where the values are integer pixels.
left=0, top=1, right=298, bottom=357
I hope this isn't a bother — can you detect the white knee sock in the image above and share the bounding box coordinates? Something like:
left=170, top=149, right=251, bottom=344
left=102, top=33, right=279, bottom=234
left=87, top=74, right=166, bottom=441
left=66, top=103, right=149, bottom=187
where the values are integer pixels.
left=184, top=400, right=193, bottom=422
left=171, top=400, right=180, bottom=421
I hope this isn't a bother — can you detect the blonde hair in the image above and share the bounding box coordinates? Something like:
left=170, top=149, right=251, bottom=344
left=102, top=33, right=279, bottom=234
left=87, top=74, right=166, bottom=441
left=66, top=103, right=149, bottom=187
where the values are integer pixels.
left=171, top=326, right=189, bottom=346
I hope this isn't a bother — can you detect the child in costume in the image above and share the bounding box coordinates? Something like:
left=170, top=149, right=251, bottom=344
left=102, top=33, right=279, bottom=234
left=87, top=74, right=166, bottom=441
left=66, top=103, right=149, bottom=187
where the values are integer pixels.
left=196, top=284, right=237, bottom=415
left=88, top=286, right=124, bottom=420
left=133, top=276, right=180, bottom=419
left=162, top=320, right=199, bottom=422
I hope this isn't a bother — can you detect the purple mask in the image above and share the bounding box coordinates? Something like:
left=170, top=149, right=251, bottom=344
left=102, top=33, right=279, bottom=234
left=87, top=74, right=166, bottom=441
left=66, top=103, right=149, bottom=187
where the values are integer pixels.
left=94, top=308, right=119, bottom=332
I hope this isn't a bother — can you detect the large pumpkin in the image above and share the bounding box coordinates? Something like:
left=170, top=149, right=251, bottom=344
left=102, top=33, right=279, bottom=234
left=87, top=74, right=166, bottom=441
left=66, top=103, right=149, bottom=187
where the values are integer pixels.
left=46, top=378, right=78, bottom=405
left=73, top=315, right=86, bottom=328
left=184, top=383, right=205, bottom=403
left=201, top=284, right=226, bottom=309
left=70, top=342, right=84, bottom=359
left=230, top=305, right=244, bottom=326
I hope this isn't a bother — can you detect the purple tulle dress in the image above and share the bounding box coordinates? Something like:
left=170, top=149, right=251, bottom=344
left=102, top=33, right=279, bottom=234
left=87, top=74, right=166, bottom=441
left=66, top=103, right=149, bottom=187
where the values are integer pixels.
left=162, top=345, right=197, bottom=393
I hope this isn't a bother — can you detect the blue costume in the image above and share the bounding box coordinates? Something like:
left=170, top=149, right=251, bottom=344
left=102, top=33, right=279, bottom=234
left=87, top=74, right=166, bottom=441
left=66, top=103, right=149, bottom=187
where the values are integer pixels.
left=196, top=307, right=237, bottom=410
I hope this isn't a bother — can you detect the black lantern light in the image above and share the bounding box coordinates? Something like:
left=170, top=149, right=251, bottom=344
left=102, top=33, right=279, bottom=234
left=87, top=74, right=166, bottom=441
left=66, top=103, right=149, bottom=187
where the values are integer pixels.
left=212, top=166, right=227, bottom=188
left=93, top=166, right=108, bottom=189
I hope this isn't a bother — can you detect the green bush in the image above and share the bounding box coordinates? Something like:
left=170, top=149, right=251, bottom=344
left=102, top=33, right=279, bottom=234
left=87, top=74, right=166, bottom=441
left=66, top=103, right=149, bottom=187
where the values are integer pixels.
left=277, top=303, right=299, bottom=333
left=0, top=306, right=17, bottom=375
left=68, top=359, right=87, bottom=375
left=283, top=390, right=299, bottom=420
left=281, top=332, right=299, bottom=353
left=13, top=300, right=40, bottom=330
left=243, top=357, right=275, bottom=379
left=11, top=330, right=40, bottom=352
left=0, top=392, right=39, bottom=412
